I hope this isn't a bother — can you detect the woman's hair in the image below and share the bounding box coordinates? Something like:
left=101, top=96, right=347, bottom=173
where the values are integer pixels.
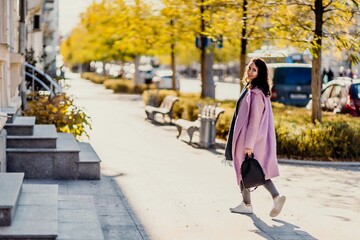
left=242, top=58, right=273, bottom=97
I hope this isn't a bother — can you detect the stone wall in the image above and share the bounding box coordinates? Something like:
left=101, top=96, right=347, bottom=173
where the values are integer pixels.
left=0, top=129, right=6, bottom=172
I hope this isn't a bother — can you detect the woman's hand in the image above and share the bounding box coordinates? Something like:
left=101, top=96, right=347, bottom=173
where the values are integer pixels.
left=245, top=148, right=253, bottom=156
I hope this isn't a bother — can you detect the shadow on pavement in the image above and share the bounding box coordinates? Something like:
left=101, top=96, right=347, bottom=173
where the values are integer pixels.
left=248, top=214, right=318, bottom=240
left=103, top=174, right=151, bottom=240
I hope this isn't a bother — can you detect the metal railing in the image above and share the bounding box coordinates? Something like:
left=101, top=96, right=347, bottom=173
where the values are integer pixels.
left=24, top=62, right=62, bottom=97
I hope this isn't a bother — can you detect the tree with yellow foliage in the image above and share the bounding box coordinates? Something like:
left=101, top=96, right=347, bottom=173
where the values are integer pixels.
left=270, top=0, right=360, bottom=123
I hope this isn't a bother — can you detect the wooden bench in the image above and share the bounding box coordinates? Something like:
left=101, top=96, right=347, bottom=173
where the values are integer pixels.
left=145, top=95, right=179, bottom=124
left=175, top=104, right=224, bottom=144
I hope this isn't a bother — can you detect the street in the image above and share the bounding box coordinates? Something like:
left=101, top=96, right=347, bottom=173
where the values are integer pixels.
left=66, top=73, right=360, bottom=240
left=180, top=78, right=241, bottom=100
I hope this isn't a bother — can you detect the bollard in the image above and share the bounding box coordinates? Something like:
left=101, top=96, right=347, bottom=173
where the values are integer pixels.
left=199, top=105, right=215, bottom=148
left=209, top=106, right=217, bottom=145
left=199, top=118, right=212, bottom=148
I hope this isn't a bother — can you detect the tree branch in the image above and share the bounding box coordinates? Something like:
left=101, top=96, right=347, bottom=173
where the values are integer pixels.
left=286, top=1, right=314, bottom=11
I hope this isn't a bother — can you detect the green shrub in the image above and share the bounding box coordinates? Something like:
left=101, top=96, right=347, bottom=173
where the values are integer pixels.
left=273, top=104, right=360, bottom=161
left=104, top=79, right=157, bottom=94
left=23, top=93, right=91, bottom=140
left=174, top=97, right=199, bottom=121
left=81, top=72, right=107, bottom=84
left=142, top=89, right=178, bottom=107
left=103, top=79, right=135, bottom=93
left=133, top=84, right=157, bottom=94
left=276, top=121, right=360, bottom=161
left=216, top=108, right=233, bottom=140
left=82, top=72, right=158, bottom=94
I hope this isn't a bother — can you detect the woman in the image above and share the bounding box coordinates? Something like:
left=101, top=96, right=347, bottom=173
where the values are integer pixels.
left=225, top=58, right=286, bottom=217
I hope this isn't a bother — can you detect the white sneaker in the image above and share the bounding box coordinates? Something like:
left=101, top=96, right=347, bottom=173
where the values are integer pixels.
left=230, top=202, right=253, bottom=214
left=270, top=195, right=286, bottom=218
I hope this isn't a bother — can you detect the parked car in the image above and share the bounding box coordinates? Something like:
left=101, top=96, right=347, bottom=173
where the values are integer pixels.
left=306, top=78, right=360, bottom=116
left=152, top=69, right=180, bottom=90
left=268, top=63, right=312, bottom=107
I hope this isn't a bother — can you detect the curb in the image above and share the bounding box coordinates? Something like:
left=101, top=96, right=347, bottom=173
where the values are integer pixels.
left=278, top=158, right=360, bottom=168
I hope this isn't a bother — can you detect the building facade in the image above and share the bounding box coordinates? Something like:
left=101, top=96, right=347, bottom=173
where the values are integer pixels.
left=0, top=0, right=59, bottom=131
left=0, top=0, right=24, bottom=114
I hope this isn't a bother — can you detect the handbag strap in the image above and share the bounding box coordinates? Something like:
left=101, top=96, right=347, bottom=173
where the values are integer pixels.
left=245, top=152, right=254, bottom=161
left=241, top=180, right=259, bottom=192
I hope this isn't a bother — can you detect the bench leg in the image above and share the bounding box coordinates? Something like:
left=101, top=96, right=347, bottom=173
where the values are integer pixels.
left=150, top=112, right=157, bottom=122
left=145, top=111, right=150, bottom=119
left=176, top=125, right=182, bottom=138
left=187, top=127, right=199, bottom=143
left=162, top=114, right=166, bottom=123
left=164, top=114, right=171, bottom=124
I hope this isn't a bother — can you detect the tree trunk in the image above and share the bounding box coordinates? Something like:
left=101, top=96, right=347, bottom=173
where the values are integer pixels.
left=239, top=0, right=248, bottom=91
left=204, top=48, right=215, bottom=98
left=171, top=42, right=176, bottom=90
left=200, top=0, right=215, bottom=98
left=170, top=20, right=177, bottom=90
left=239, top=49, right=247, bottom=83
left=134, top=55, right=141, bottom=85
left=239, top=42, right=247, bottom=90
left=311, top=49, right=322, bottom=123
left=311, top=0, right=323, bottom=123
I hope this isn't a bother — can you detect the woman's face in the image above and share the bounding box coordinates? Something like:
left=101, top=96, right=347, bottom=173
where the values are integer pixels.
left=247, top=62, right=258, bottom=81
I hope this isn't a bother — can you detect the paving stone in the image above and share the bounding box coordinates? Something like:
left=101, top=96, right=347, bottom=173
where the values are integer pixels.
left=58, top=199, right=94, bottom=210
left=103, top=225, right=144, bottom=240
left=98, top=213, right=136, bottom=226
left=58, top=209, right=99, bottom=223
left=57, top=195, right=104, bottom=240
left=18, top=192, right=58, bottom=206
left=57, top=223, right=104, bottom=240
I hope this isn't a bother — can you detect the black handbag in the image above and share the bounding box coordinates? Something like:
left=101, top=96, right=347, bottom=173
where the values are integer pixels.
left=241, top=153, right=265, bottom=190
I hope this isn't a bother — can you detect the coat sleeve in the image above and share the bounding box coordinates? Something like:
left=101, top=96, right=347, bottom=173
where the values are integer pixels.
left=244, top=92, right=264, bottom=150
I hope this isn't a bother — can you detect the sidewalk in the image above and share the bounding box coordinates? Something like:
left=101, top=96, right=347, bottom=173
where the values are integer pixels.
left=25, top=176, right=148, bottom=240
left=61, top=73, right=360, bottom=240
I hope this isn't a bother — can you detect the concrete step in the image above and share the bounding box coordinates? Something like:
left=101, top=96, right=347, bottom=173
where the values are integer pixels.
left=0, top=184, right=58, bottom=240
left=6, top=133, right=81, bottom=179
left=0, top=130, right=6, bottom=173
left=0, top=108, right=20, bottom=124
left=77, top=143, right=101, bottom=180
left=0, top=173, right=24, bottom=226
left=57, top=195, right=104, bottom=240
left=7, top=125, right=58, bottom=149
left=4, top=116, right=35, bottom=136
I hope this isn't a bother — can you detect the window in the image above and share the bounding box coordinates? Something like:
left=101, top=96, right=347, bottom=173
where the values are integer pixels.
left=350, top=84, right=360, bottom=99
left=33, top=15, right=40, bottom=30
left=330, top=86, right=342, bottom=98
left=274, top=67, right=312, bottom=85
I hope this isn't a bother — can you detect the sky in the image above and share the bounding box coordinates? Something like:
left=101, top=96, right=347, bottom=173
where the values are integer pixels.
left=58, top=0, right=162, bottom=37
left=58, top=0, right=94, bottom=37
